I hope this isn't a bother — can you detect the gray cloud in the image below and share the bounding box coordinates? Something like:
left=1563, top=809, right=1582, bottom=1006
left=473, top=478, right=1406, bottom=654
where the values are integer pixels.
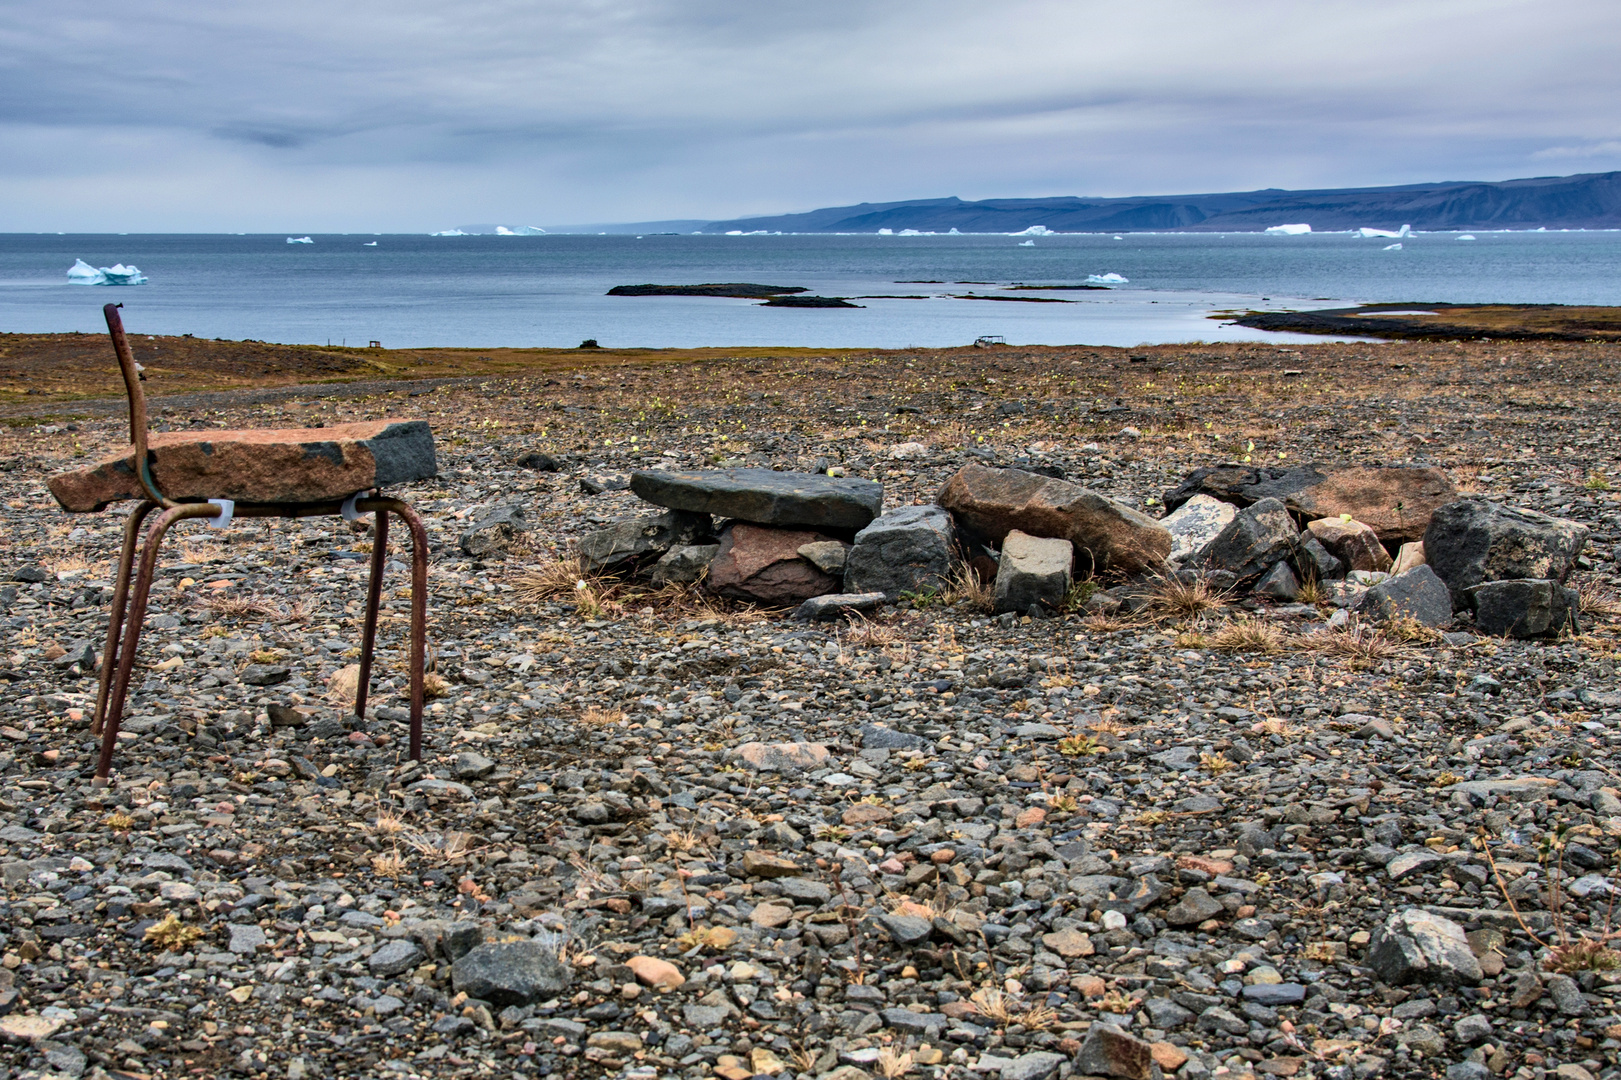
left=1, top=0, right=1618, bottom=230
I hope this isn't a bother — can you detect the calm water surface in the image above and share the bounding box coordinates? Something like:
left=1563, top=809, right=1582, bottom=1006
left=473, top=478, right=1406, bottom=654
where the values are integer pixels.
left=1, top=230, right=1616, bottom=349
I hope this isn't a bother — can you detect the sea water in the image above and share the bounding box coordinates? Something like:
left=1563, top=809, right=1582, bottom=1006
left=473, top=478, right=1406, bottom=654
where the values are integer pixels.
left=1, top=230, right=1619, bottom=350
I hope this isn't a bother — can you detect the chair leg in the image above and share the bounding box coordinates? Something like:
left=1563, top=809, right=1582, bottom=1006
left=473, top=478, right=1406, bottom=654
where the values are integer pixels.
left=355, top=508, right=390, bottom=721
left=92, top=501, right=156, bottom=738
left=95, top=503, right=217, bottom=780
left=359, top=497, right=429, bottom=762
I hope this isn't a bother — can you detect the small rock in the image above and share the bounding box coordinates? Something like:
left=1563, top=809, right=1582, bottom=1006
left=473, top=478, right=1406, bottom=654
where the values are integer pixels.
left=458, top=504, right=529, bottom=558
left=1366, top=908, right=1482, bottom=986
left=369, top=939, right=424, bottom=977
left=626, top=956, right=684, bottom=989
left=740, top=851, right=802, bottom=878
left=791, top=592, right=885, bottom=621
left=450, top=941, right=572, bottom=1007
left=1164, top=888, right=1225, bottom=927
left=730, top=741, right=830, bottom=771
left=453, top=751, right=496, bottom=780
left=1073, top=1021, right=1154, bottom=1080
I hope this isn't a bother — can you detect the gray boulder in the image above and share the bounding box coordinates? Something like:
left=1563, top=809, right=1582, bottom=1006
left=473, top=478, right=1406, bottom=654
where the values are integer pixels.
left=1355, top=565, right=1453, bottom=627
left=1292, top=533, right=1346, bottom=582
left=1160, top=494, right=1236, bottom=564
left=577, top=510, right=711, bottom=574
left=1366, top=908, right=1482, bottom=986
left=458, top=504, right=529, bottom=558
left=1423, top=498, right=1588, bottom=610
left=629, top=468, right=883, bottom=531
left=450, top=941, right=572, bottom=1006
left=648, top=543, right=720, bottom=585
left=1194, top=497, right=1297, bottom=583
left=992, top=530, right=1072, bottom=614
left=937, top=463, right=1170, bottom=575
left=1253, top=560, right=1300, bottom=601
left=844, top=504, right=956, bottom=599
left=1469, top=579, right=1579, bottom=639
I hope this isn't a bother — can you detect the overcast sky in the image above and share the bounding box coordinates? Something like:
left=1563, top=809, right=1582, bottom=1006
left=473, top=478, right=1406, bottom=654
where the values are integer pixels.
left=3, top=0, right=1617, bottom=232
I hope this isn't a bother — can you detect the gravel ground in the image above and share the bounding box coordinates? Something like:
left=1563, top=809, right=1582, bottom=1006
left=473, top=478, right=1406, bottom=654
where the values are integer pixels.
left=2, top=339, right=1621, bottom=1080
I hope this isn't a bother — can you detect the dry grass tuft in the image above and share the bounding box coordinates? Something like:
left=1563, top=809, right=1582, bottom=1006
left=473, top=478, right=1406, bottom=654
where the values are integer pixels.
left=1578, top=581, right=1621, bottom=619
left=512, top=555, right=593, bottom=603
left=372, top=848, right=409, bottom=878
left=580, top=705, right=626, bottom=727
left=1310, top=618, right=1403, bottom=665
left=876, top=1047, right=914, bottom=1079
left=422, top=672, right=450, bottom=699
left=1147, top=573, right=1230, bottom=621
left=1210, top=617, right=1292, bottom=654
left=940, top=562, right=993, bottom=613
left=202, top=594, right=282, bottom=620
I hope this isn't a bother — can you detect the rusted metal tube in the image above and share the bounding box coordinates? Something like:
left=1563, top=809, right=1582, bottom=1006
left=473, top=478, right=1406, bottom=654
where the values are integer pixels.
left=95, top=501, right=218, bottom=780
left=92, top=500, right=157, bottom=737
left=358, top=497, right=429, bottom=761
left=355, top=507, right=389, bottom=720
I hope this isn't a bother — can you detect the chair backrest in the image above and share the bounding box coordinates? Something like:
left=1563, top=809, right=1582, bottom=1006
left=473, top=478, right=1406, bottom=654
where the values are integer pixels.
left=104, top=304, right=172, bottom=507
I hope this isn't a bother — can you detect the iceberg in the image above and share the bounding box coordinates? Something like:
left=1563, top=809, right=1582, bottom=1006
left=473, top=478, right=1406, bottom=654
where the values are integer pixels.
left=1086, top=272, right=1128, bottom=285
left=1013, top=225, right=1053, bottom=236
left=898, top=229, right=923, bottom=236
left=363, top=241, right=377, bottom=246
left=494, top=225, right=547, bottom=236
left=67, top=259, right=146, bottom=286
left=1018, top=239, right=1035, bottom=246
left=877, top=228, right=894, bottom=235
left=1264, top=223, right=1311, bottom=235
left=1356, top=224, right=1411, bottom=239
left=429, top=229, right=467, bottom=237
left=286, top=236, right=313, bottom=244
left=1457, top=234, right=1476, bottom=240
left=1383, top=242, right=1403, bottom=250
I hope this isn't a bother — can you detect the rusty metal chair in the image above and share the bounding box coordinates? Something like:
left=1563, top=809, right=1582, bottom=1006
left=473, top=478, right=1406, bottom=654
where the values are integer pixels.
left=49, top=304, right=437, bottom=780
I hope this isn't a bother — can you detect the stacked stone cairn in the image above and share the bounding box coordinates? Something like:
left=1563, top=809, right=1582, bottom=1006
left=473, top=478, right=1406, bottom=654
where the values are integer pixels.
left=556, top=461, right=1587, bottom=638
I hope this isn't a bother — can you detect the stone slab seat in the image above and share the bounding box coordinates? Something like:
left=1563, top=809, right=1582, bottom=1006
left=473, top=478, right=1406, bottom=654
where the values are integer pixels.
left=48, top=419, right=438, bottom=512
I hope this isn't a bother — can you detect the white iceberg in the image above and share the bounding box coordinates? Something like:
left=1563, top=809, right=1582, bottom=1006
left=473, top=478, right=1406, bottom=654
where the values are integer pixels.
left=67, top=259, right=146, bottom=285
left=877, top=228, right=894, bottom=235
left=363, top=241, right=377, bottom=246
left=947, top=228, right=961, bottom=235
left=286, top=236, right=313, bottom=244
left=1013, top=225, right=1053, bottom=236
left=1018, top=239, right=1035, bottom=246
left=1457, top=234, right=1476, bottom=240
left=494, top=225, right=547, bottom=236
left=66, top=258, right=103, bottom=284
left=1086, top=272, right=1129, bottom=285
left=1383, top=242, right=1403, bottom=250
left=1264, top=223, right=1312, bottom=235
left=1356, top=224, right=1411, bottom=239
left=429, top=229, right=467, bottom=237
left=899, top=229, right=923, bottom=236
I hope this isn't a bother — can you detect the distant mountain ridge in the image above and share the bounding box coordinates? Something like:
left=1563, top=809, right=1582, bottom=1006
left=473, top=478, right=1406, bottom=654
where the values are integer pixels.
left=700, top=171, right=1621, bottom=233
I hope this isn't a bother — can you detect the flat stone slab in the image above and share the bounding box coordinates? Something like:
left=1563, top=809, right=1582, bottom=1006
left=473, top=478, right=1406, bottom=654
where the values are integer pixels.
left=50, top=419, right=437, bottom=512
left=792, top=592, right=885, bottom=621
left=630, top=468, right=883, bottom=530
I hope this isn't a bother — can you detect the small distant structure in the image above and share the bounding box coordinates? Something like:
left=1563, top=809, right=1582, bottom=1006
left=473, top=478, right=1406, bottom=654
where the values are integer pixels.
left=368, top=340, right=381, bottom=348
left=974, top=335, right=1006, bottom=348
